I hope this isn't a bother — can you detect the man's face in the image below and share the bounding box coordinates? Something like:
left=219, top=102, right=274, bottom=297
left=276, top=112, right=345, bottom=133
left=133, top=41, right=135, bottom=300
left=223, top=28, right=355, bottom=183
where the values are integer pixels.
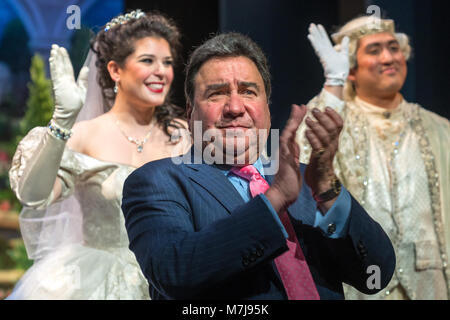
left=349, top=32, right=407, bottom=98
left=188, top=56, right=271, bottom=165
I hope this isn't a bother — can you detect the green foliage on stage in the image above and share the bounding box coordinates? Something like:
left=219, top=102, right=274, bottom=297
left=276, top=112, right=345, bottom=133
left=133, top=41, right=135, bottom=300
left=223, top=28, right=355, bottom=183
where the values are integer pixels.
left=6, top=240, right=33, bottom=271
left=0, top=237, right=14, bottom=269
left=0, top=54, right=50, bottom=280
left=17, top=54, right=54, bottom=143
left=0, top=238, right=32, bottom=271
left=0, top=53, right=54, bottom=215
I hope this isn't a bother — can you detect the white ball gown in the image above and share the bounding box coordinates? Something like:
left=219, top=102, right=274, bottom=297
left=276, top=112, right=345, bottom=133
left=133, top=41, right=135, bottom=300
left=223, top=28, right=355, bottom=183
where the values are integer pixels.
left=7, top=127, right=150, bottom=299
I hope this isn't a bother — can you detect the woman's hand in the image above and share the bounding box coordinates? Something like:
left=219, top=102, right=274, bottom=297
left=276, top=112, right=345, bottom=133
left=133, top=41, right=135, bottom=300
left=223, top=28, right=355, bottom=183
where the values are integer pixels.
left=49, top=44, right=89, bottom=128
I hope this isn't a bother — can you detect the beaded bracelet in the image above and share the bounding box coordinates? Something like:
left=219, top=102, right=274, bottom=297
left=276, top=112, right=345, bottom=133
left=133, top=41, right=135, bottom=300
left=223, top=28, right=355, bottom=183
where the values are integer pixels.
left=48, top=120, right=73, bottom=141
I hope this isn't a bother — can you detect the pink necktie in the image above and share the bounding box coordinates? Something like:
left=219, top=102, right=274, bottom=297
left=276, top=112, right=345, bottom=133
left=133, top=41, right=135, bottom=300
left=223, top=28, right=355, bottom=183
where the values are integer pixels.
left=231, top=165, right=320, bottom=300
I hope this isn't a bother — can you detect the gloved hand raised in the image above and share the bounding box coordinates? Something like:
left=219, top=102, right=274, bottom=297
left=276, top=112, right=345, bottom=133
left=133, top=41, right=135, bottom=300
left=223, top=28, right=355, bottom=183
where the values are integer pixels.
left=307, top=23, right=350, bottom=86
left=49, top=44, right=89, bottom=129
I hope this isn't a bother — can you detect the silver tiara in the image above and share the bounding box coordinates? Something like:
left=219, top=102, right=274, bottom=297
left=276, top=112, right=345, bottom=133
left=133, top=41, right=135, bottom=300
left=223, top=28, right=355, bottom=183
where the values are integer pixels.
left=104, top=9, right=146, bottom=32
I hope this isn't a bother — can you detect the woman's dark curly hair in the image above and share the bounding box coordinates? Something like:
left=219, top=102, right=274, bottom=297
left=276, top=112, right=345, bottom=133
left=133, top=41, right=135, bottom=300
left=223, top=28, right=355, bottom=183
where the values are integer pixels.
left=91, top=11, right=186, bottom=137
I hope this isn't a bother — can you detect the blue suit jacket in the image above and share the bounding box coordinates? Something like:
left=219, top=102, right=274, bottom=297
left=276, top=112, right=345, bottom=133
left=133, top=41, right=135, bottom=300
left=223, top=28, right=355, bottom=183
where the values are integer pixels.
left=122, top=153, right=395, bottom=300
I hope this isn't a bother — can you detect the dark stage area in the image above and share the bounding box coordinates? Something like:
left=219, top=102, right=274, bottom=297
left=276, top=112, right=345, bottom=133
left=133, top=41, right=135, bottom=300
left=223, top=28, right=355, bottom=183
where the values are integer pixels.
left=126, top=0, right=449, bottom=129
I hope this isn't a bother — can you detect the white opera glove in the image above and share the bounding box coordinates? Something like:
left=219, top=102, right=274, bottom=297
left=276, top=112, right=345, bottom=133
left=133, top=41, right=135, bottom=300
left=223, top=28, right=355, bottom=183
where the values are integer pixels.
left=307, top=23, right=350, bottom=87
left=13, top=46, right=89, bottom=205
left=49, top=44, right=89, bottom=129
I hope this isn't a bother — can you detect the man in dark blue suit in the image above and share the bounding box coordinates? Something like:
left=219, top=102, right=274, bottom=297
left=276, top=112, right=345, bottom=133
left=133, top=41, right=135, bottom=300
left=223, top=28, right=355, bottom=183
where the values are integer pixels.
left=122, top=32, right=395, bottom=300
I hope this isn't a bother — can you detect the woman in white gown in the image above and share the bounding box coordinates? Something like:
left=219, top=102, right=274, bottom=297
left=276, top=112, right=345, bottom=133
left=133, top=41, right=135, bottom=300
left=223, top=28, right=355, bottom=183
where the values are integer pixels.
left=7, top=10, right=191, bottom=299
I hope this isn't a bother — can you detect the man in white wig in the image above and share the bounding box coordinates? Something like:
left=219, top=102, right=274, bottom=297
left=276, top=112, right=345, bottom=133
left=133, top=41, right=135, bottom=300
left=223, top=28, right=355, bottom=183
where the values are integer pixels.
left=296, top=16, right=450, bottom=299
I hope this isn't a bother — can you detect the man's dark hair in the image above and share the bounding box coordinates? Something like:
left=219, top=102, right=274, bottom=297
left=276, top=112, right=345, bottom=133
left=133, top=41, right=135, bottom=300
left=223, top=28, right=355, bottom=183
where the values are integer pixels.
left=184, top=32, right=271, bottom=105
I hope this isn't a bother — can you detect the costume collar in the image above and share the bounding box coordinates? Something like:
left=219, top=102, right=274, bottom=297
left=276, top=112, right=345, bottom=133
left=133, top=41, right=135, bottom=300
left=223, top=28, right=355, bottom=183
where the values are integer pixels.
left=354, top=95, right=405, bottom=121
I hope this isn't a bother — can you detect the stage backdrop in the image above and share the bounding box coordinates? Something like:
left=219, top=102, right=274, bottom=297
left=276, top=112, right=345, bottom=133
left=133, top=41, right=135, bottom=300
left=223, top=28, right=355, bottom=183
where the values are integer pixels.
left=126, top=0, right=449, bottom=129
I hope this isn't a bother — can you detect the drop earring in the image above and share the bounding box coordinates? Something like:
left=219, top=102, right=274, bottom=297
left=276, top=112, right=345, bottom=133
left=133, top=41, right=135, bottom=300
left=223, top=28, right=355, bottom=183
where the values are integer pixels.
left=114, top=81, right=119, bottom=94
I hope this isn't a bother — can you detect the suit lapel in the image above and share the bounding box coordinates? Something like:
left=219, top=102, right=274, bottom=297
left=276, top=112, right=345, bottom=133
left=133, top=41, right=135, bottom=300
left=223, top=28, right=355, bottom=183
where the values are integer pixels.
left=180, top=147, right=316, bottom=224
left=185, top=162, right=245, bottom=214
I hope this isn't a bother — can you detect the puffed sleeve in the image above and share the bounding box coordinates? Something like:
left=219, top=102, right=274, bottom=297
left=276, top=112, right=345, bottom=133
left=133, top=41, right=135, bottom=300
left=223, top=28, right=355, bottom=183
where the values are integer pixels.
left=9, top=127, right=78, bottom=210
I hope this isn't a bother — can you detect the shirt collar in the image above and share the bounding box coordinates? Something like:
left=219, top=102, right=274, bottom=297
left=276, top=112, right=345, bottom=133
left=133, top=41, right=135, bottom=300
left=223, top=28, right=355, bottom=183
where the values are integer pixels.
left=354, top=95, right=406, bottom=121
left=216, top=158, right=265, bottom=179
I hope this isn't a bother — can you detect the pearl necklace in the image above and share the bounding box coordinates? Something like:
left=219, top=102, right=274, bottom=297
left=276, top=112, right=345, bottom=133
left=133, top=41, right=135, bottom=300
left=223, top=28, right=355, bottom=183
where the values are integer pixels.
left=114, top=117, right=156, bottom=153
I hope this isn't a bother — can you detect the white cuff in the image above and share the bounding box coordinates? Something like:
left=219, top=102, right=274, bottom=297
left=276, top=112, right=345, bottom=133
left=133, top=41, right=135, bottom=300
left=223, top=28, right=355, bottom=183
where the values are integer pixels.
left=319, top=88, right=346, bottom=113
